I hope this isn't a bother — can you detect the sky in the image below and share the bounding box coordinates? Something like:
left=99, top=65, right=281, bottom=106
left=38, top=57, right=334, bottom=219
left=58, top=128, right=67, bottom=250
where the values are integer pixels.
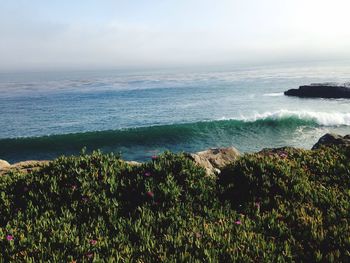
left=1, top=0, right=350, bottom=72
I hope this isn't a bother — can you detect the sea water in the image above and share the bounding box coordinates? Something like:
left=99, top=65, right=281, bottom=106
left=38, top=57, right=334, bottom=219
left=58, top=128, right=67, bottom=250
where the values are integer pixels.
left=1, top=63, right=350, bottom=162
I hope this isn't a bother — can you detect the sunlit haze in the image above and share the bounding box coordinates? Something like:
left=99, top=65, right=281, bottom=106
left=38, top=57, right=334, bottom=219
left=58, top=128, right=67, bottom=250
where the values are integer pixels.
left=1, top=0, right=350, bottom=72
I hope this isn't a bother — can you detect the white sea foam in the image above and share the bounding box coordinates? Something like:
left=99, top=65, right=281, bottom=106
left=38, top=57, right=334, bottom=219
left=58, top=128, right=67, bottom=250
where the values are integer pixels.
left=238, top=110, right=350, bottom=126
left=263, top=92, right=284, bottom=97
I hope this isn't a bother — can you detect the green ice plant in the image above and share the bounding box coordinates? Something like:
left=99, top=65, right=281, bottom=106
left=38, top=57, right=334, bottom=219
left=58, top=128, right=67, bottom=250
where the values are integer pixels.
left=0, top=146, right=349, bottom=262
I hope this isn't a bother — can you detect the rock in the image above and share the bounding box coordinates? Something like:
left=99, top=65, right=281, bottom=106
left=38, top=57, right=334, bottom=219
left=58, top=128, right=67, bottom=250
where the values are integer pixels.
left=258, top=147, right=300, bottom=156
left=189, top=147, right=240, bottom=175
left=11, top=160, right=49, bottom=170
left=0, top=160, right=49, bottom=176
left=0, top=159, right=11, bottom=170
left=312, top=133, right=350, bottom=150
left=188, top=153, right=217, bottom=175
left=284, top=83, right=350, bottom=98
left=125, top=161, right=142, bottom=166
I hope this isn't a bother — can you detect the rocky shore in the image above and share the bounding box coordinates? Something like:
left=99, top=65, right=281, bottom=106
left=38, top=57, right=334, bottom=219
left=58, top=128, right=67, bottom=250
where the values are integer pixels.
left=1, top=133, right=347, bottom=176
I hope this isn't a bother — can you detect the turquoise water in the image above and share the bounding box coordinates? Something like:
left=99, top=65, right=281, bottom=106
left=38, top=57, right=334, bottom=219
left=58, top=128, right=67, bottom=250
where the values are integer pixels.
left=1, top=64, right=350, bottom=162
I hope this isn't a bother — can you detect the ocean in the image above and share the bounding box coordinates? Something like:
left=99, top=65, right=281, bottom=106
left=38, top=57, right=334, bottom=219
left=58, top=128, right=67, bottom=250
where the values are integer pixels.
left=1, top=63, right=350, bottom=163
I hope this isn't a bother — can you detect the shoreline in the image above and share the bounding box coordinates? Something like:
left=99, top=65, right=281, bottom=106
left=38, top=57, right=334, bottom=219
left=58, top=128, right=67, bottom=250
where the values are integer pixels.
left=1, top=133, right=348, bottom=176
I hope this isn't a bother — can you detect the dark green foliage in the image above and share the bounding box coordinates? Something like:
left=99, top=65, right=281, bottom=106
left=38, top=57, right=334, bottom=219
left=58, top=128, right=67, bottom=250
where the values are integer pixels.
left=220, top=146, right=350, bottom=262
left=0, top=147, right=349, bottom=262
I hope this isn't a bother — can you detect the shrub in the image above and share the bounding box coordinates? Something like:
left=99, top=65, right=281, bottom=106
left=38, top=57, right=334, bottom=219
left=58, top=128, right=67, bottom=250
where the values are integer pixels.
left=0, top=147, right=349, bottom=262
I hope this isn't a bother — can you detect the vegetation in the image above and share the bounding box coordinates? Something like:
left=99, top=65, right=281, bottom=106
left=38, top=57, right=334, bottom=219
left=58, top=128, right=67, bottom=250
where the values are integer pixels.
left=0, top=146, right=349, bottom=262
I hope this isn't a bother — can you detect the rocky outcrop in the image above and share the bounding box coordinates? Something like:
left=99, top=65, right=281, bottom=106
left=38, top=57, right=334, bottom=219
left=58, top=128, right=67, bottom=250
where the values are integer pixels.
left=188, top=147, right=241, bottom=175
left=258, top=147, right=300, bottom=157
left=312, top=133, right=350, bottom=150
left=0, top=159, right=11, bottom=170
left=0, top=160, right=49, bottom=176
left=284, top=83, right=350, bottom=98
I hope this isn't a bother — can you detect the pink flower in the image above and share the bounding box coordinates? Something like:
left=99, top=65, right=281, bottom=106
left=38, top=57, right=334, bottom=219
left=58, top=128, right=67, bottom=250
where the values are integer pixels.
left=86, top=253, right=94, bottom=259
left=146, top=191, right=154, bottom=198
left=279, top=152, right=288, bottom=158
left=144, top=172, right=152, bottom=177
left=89, top=239, right=97, bottom=245
left=235, top=220, right=242, bottom=225
left=6, top=235, right=14, bottom=241
left=71, top=185, right=77, bottom=191
left=151, top=155, right=158, bottom=160
left=254, top=202, right=260, bottom=209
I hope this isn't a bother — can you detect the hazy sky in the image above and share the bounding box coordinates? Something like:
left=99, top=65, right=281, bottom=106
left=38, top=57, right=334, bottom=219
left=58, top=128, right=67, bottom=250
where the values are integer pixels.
left=1, top=0, right=350, bottom=72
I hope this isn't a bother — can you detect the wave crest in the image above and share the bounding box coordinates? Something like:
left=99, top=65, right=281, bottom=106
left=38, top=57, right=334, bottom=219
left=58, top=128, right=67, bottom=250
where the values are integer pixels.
left=1, top=110, right=348, bottom=162
left=239, top=110, right=350, bottom=126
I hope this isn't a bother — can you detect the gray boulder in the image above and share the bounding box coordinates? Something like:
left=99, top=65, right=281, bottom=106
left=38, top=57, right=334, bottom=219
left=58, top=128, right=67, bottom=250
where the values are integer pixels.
left=189, top=147, right=241, bottom=175
left=312, top=133, right=350, bottom=150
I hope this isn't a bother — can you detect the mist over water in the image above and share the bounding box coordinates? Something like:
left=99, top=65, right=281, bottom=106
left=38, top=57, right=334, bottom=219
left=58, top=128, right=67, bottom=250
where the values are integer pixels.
left=1, top=64, right=350, bottom=162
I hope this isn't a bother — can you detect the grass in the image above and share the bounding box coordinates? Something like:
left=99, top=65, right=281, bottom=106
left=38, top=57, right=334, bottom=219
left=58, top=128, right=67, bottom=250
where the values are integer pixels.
left=0, top=146, right=349, bottom=262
